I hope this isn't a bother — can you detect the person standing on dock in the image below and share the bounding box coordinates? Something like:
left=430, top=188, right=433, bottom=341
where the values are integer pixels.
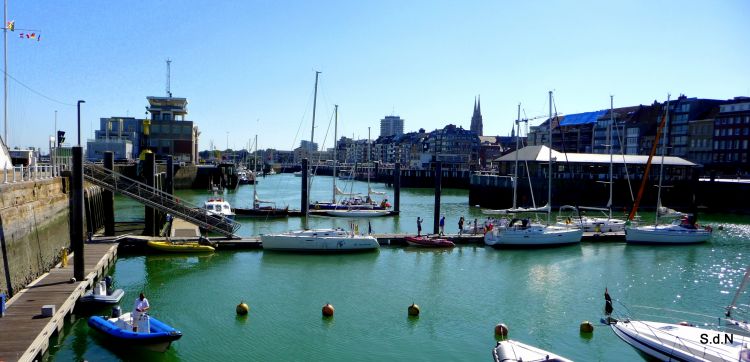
left=458, top=216, right=464, bottom=236
left=439, top=216, right=445, bottom=236
left=417, top=217, right=423, bottom=236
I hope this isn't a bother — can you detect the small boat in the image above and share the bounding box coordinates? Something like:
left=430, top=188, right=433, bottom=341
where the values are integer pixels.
left=88, top=310, right=182, bottom=352
left=233, top=135, right=289, bottom=219
left=625, top=219, right=712, bottom=244
left=492, top=339, right=573, bottom=362
left=204, top=196, right=236, bottom=221
left=405, top=236, right=455, bottom=248
left=324, top=209, right=390, bottom=218
left=261, top=228, right=379, bottom=252
left=80, top=279, right=125, bottom=305
left=293, top=171, right=302, bottom=177
left=147, top=240, right=215, bottom=253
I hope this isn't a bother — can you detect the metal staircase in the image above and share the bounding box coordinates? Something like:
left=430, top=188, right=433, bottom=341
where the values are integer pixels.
left=83, top=162, right=240, bottom=238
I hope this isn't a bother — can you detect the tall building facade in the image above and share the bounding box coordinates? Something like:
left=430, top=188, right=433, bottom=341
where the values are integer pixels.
left=470, top=96, right=483, bottom=136
left=380, top=116, right=404, bottom=138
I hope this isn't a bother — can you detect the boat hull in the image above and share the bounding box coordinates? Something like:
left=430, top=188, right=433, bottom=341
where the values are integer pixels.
left=405, top=236, right=455, bottom=248
left=324, top=209, right=390, bottom=217
left=80, top=288, right=125, bottom=305
left=261, top=229, right=379, bottom=252
left=625, top=226, right=711, bottom=244
left=234, top=207, right=288, bottom=218
left=492, top=340, right=573, bottom=362
left=147, top=241, right=215, bottom=253
left=88, top=313, right=182, bottom=353
left=484, top=226, right=583, bottom=247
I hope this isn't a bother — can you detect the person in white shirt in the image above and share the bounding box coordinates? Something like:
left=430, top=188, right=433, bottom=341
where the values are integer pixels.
left=133, top=292, right=150, bottom=320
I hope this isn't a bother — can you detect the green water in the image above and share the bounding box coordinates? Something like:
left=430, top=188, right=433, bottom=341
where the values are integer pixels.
left=46, top=174, right=750, bottom=361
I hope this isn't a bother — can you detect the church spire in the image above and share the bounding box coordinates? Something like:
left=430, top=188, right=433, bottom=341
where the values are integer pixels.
left=470, top=95, right=483, bottom=136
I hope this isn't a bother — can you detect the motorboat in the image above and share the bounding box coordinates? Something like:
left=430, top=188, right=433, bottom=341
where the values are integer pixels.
left=610, top=319, right=749, bottom=361
left=492, top=339, right=573, bottom=362
left=625, top=219, right=712, bottom=244
left=88, top=309, right=182, bottom=352
left=80, top=279, right=125, bottom=305
left=147, top=240, right=215, bottom=253
left=203, top=197, right=235, bottom=221
left=324, top=209, right=390, bottom=218
left=261, top=228, right=379, bottom=252
left=405, top=236, right=455, bottom=248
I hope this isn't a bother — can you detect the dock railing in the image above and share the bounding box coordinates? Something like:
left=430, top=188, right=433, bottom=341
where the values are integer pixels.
left=1, top=164, right=62, bottom=184
left=82, top=162, right=240, bottom=238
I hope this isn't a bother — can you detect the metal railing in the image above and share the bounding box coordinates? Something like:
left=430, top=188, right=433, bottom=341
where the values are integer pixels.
left=82, top=162, right=240, bottom=238
left=1, top=165, right=62, bottom=184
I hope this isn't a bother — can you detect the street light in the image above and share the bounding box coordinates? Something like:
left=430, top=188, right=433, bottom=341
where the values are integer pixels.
left=77, top=100, right=85, bottom=146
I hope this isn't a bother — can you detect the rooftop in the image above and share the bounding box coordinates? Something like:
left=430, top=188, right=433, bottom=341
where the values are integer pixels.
left=495, top=145, right=696, bottom=166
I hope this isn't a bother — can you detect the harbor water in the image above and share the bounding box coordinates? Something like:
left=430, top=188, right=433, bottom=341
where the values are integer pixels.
left=47, top=173, right=750, bottom=361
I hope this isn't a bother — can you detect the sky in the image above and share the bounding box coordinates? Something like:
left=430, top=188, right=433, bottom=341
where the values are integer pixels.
left=4, top=0, right=749, bottom=152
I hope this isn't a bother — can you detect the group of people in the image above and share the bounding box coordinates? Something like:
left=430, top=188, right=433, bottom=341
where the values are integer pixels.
left=416, top=215, right=485, bottom=236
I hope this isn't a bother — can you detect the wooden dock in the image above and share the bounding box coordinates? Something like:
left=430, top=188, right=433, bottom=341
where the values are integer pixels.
left=0, top=243, right=118, bottom=362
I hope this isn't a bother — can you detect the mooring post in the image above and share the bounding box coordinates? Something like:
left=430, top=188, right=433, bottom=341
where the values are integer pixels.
left=71, top=146, right=85, bottom=281
left=301, top=158, right=309, bottom=217
left=103, top=152, right=115, bottom=236
left=394, top=162, right=401, bottom=213
left=144, top=152, right=156, bottom=236
left=433, top=161, right=442, bottom=234
left=166, top=155, right=174, bottom=196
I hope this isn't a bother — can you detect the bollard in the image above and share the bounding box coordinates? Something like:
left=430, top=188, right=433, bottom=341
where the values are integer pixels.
left=61, top=247, right=68, bottom=267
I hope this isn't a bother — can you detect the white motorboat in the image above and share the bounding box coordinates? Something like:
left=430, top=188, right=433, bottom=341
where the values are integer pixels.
left=325, top=209, right=389, bottom=217
left=625, top=219, right=712, bottom=244
left=610, top=319, right=749, bottom=361
left=79, top=280, right=125, bottom=305
left=261, top=228, right=379, bottom=251
left=483, top=93, right=582, bottom=247
left=203, top=197, right=235, bottom=221
left=492, top=339, right=573, bottom=362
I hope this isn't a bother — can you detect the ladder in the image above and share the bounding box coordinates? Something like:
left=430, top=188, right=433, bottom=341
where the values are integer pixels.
left=83, top=162, right=240, bottom=238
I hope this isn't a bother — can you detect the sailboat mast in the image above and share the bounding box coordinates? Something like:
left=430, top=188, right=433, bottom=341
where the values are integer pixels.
left=608, top=95, right=614, bottom=219
left=655, top=94, right=670, bottom=226
left=547, top=91, right=553, bottom=225
left=727, top=265, right=750, bottom=318
left=305, top=71, right=321, bottom=227
left=333, top=105, right=338, bottom=204
left=253, top=134, right=258, bottom=209
left=367, top=127, right=371, bottom=196
left=513, top=103, right=520, bottom=209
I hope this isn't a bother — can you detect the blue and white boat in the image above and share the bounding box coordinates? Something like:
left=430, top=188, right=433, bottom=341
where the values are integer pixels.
left=88, top=309, right=182, bottom=352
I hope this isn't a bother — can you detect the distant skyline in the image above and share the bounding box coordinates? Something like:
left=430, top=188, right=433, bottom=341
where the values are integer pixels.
left=3, top=0, right=749, bottom=152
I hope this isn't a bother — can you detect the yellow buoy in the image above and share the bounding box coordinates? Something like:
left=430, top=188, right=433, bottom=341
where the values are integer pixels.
left=236, top=301, right=249, bottom=315
left=494, top=323, right=509, bottom=339
left=580, top=321, right=594, bottom=333
left=408, top=303, right=420, bottom=316
left=322, top=303, right=335, bottom=317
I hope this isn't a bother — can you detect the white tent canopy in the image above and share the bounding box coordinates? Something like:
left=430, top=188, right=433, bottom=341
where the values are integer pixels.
left=494, top=145, right=696, bottom=167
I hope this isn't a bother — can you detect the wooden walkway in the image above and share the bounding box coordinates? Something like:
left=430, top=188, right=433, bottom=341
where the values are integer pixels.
left=0, top=243, right=118, bottom=362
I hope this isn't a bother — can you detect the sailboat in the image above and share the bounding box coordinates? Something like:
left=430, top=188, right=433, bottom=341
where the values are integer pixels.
left=724, top=265, right=750, bottom=336
left=234, top=135, right=288, bottom=218
left=325, top=126, right=390, bottom=217
left=260, top=72, right=379, bottom=252
left=556, top=96, right=627, bottom=233
left=625, top=95, right=712, bottom=244
left=484, top=92, right=583, bottom=247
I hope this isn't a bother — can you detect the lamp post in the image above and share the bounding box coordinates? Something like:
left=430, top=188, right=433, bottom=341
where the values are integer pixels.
left=77, top=100, right=85, bottom=146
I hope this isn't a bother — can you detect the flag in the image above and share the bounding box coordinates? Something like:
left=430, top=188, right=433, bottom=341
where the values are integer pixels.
left=6, top=21, right=14, bottom=31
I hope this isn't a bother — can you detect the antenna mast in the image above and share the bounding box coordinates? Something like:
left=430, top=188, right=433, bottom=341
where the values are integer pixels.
left=166, top=58, right=172, bottom=98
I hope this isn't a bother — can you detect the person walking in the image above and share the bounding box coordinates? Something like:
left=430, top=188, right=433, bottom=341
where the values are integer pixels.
left=458, top=216, right=464, bottom=236
left=417, top=217, right=423, bottom=236
left=439, top=216, right=445, bottom=236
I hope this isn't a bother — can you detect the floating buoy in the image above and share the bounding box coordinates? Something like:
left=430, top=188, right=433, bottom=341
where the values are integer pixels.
left=322, top=303, right=335, bottom=317
left=236, top=301, right=249, bottom=315
left=580, top=321, right=594, bottom=333
left=494, top=323, right=509, bottom=339
left=408, top=303, right=420, bottom=316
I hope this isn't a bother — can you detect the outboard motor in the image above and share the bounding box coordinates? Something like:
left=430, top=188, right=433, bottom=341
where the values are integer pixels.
left=104, top=276, right=113, bottom=290
left=111, top=305, right=122, bottom=318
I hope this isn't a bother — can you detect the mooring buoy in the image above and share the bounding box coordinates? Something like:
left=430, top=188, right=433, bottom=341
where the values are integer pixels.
left=236, top=301, right=249, bottom=315
left=494, top=323, right=509, bottom=339
left=580, top=321, right=594, bottom=333
left=408, top=303, right=420, bottom=316
left=322, top=303, right=335, bottom=317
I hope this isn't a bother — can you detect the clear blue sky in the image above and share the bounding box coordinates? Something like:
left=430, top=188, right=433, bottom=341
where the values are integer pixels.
left=5, top=0, right=749, bottom=152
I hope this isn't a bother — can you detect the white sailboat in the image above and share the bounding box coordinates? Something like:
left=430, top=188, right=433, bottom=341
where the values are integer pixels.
left=484, top=92, right=582, bottom=247
left=260, top=72, right=378, bottom=252
left=625, top=95, right=712, bottom=244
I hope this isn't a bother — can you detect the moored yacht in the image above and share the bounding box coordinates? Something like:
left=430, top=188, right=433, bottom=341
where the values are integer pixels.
left=261, top=228, right=379, bottom=251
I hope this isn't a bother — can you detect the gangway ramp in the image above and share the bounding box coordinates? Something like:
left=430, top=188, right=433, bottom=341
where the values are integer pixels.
left=82, top=162, right=240, bottom=238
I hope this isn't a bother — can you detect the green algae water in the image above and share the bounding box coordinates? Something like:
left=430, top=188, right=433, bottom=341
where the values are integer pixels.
left=46, top=174, right=750, bottom=361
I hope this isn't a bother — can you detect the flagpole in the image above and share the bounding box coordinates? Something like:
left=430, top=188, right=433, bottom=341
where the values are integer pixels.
left=3, top=0, right=7, bottom=144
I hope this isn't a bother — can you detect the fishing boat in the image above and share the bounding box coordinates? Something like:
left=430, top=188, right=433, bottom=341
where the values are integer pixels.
left=484, top=93, right=583, bottom=247
left=625, top=95, right=712, bottom=244
left=147, top=240, right=215, bottom=253
left=80, top=278, right=125, bottom=305
left=404, top=236, right=455, bottom=248
left=492, top=340, right=573, bottom=362
left=88, top=309, right=182, bottom=352
left=261, top=227, right=379, bottom=252
left=234, top=135, right=289, bottom=218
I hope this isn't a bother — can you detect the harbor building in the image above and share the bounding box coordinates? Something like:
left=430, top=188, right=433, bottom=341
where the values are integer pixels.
left=379, top=116, right=404, bottom=138
left=86, top=117, right=139, bottom=161
left=712, top=97, right=750, bottom=174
